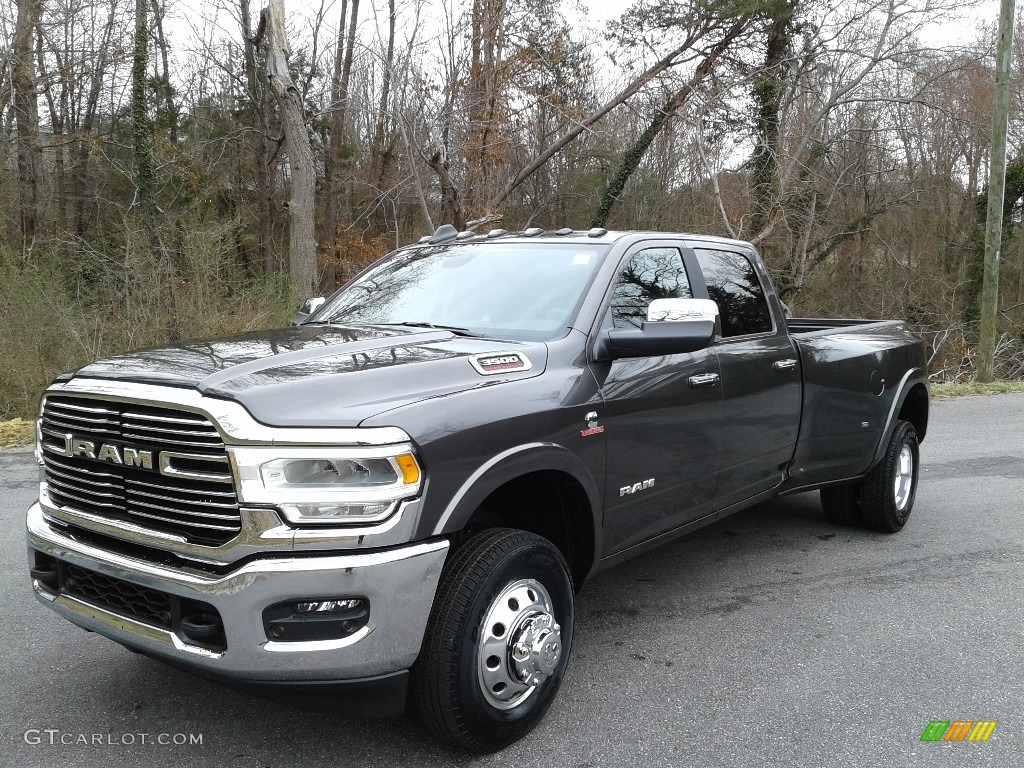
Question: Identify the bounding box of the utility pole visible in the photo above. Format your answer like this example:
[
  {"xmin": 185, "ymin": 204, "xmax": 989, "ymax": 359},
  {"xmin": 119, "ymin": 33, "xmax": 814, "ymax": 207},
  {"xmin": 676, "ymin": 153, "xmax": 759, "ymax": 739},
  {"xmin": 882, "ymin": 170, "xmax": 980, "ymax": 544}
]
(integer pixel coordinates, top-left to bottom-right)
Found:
[{"xmin": 979, "ymin": 0, "xmax": 1015, "ymax": 382}]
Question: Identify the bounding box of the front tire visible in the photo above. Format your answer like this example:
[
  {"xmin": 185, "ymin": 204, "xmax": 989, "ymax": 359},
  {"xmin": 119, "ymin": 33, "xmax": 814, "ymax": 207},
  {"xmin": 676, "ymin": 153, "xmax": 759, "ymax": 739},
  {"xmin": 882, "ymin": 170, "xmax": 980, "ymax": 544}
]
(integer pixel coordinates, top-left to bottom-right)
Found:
[
  {"xmin": 412, "ymin": 528, "xmax": 575, "ymax": 753},
  {"xmin": 860, "ymin": 420, "xmax": 919, "ymax": 532}
]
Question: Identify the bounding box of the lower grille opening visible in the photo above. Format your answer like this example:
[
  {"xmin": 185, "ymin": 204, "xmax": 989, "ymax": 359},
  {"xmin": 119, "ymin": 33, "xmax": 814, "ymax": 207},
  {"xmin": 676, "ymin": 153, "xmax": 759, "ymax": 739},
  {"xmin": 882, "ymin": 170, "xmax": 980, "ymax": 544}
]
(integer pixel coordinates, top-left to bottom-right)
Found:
[
  {"xmin": 34, "ymin": 553, "xmax": 227, "ymax": 653},
  {"xmin": 63, "ymin": 561, "xmax": 173, "ymax": 629}
]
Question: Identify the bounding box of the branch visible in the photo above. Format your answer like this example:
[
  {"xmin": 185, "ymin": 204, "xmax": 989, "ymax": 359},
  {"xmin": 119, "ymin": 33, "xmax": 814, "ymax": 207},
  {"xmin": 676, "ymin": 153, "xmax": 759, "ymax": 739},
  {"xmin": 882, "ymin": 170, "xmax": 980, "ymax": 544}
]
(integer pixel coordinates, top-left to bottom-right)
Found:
[
  {"xmin": 487, "ymin": 29, "xmax": 704, "ymax": 212},
  {"xmin": 465, "ymin": 213, "xmax": 504, "ymax": 230}
]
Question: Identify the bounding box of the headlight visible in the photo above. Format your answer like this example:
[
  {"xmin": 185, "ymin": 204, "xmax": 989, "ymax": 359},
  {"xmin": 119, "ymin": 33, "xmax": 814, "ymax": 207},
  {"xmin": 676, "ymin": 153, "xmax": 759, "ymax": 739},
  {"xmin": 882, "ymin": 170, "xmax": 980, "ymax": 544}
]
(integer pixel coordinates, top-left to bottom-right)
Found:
[{"xmin": 230, "ymin": 446, "xmax": 422, "ymax": 525}]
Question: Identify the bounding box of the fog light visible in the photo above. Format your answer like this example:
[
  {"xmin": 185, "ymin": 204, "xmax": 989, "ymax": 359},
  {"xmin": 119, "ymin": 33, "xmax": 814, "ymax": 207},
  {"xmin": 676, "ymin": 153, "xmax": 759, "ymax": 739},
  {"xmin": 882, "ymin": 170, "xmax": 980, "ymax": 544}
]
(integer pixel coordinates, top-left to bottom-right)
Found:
[
  {"xmin": 263, "ymin": 596, "xmax": 370, "ymax": 642},
  {"xmin": 296, "ymin": 598, "xmax": 364, "ymax": 613}
]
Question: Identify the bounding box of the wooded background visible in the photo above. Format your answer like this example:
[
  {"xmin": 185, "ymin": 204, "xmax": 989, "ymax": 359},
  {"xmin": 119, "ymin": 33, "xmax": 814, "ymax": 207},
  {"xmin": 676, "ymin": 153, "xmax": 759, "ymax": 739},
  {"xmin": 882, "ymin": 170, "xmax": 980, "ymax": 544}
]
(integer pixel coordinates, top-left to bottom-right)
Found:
[{"xmin": 2, "ymin": 0, "xmax": 1023, "ymax": 419}]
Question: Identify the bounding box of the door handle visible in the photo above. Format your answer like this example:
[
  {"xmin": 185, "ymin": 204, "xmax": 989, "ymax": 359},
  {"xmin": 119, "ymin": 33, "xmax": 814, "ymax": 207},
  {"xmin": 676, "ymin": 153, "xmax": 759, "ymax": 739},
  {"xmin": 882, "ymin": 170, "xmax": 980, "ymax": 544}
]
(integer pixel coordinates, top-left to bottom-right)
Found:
[
  {"xmin": 688, "ymin": 373, "xmax": 720, "ymax": 388},
  {"xmin": 773, "ymin": 359, "xmax": 798, "ymax": 371}
]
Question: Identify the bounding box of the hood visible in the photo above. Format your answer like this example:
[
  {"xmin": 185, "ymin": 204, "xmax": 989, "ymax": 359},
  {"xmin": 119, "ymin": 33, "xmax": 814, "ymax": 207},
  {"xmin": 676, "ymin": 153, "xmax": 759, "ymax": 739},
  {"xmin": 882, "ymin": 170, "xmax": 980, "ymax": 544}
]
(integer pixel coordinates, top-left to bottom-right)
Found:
[{"xmin": 72, "ymin": 325, "xmax": 547, "ymax": 427}]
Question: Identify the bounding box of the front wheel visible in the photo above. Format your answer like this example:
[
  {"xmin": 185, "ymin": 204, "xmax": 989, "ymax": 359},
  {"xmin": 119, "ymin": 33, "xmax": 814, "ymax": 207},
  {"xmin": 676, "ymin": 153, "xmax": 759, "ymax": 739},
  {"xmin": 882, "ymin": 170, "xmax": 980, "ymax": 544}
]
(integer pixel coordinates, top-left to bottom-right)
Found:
[
  {"xmin": 412, "ymin": 528, "xmax": 575, "ymax": 753},
  {"xmin": 860, "ymin": 419, "xmax": 920, "ymax": 532}
]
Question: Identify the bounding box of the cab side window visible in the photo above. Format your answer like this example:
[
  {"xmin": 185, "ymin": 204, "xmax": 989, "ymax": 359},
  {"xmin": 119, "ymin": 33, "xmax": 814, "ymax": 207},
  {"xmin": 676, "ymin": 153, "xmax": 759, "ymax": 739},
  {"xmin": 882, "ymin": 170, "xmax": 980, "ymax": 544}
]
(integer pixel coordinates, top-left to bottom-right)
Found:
[
  {"xmin": 694, "ymin": 249, "xmax": 773, "ymax": 337},
  {"xmin": 610, "ymin": 247, "xmax": 693, "ymax": 330}
]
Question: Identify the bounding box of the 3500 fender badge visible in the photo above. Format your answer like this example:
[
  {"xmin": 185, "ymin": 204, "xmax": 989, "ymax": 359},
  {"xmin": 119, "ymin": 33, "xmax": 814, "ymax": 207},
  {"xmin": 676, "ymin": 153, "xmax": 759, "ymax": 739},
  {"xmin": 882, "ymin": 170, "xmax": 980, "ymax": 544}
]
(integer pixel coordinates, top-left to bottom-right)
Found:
[{"xmin": 469, "ymin": 352, "xmax": 533, "ymax": 375}]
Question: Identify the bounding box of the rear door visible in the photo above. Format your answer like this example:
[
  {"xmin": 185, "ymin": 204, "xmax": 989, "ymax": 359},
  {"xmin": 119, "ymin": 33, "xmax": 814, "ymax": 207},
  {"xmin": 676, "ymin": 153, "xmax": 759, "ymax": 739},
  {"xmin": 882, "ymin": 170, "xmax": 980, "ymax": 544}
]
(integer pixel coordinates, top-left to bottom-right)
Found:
[
  {"xmin": 589, "ymin": 242, "xmax": 723, "ymax": 554},
  {"xmin": 690, "ymin": 244, "xmax": 801, "ymax": 510}
]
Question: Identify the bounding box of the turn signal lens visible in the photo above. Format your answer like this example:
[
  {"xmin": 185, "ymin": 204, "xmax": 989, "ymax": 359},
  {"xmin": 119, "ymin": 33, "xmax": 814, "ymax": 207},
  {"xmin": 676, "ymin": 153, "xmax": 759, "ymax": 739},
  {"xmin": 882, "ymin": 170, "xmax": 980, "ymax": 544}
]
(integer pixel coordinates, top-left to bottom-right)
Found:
[{"xmin": 395, "ymin": 453, "xmax": 420, "ymax": 484}]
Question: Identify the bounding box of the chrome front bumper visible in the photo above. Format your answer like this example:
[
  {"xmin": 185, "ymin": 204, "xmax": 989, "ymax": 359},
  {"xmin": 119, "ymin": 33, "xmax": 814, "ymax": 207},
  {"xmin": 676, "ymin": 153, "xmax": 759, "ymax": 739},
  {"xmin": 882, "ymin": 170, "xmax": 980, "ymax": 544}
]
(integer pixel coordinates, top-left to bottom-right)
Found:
[{"xmin": 27, "ymin": 503, "xmax": 448, "ymax": 682}]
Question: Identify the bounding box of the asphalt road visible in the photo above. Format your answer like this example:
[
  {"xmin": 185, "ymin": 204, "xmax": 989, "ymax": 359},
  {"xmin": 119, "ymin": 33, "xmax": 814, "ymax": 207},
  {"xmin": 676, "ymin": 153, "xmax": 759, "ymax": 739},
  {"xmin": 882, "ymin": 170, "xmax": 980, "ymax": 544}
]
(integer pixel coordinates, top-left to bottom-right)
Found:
[{"xmin": 2, "ymin": 394, "xmax": 1023, "ymax": 768}]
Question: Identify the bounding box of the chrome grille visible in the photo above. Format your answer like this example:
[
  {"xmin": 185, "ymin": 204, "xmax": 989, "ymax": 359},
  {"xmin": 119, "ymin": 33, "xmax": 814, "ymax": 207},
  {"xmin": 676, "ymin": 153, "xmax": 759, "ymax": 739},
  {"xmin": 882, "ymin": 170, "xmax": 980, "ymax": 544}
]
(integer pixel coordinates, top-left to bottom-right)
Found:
[{"xmin": 40, "ymin": 395, "xmax": 240, "ymax": 546}]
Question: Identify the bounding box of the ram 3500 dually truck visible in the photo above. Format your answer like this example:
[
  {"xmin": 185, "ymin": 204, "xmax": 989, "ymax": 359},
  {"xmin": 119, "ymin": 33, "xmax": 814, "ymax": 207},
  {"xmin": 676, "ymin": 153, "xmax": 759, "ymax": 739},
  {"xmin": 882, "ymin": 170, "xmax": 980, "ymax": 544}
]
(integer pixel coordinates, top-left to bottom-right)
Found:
[{"xmin": 27, "ymin": 227, "xmax": 928, "ymax": 752}]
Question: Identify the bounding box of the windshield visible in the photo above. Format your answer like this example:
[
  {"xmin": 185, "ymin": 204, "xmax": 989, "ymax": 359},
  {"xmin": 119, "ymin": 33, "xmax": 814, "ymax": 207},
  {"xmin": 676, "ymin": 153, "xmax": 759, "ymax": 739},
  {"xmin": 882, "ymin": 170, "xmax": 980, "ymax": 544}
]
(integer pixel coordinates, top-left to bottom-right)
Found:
[{"xmin": 310, "ymin": 242, "xmax": 608, "ymax": 341}]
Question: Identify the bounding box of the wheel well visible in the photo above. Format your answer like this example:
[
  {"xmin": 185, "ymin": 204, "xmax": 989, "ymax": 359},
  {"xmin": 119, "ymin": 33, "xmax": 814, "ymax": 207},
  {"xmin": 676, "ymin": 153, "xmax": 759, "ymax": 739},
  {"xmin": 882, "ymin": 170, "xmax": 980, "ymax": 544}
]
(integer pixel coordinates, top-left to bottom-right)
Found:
[
  {"xmin": 898, "ymin": 383, "xmax": 929, "ymax": 441},
  {"xmin": 460, "ymin": 471, "xmax": 595, "ymax": 591}
]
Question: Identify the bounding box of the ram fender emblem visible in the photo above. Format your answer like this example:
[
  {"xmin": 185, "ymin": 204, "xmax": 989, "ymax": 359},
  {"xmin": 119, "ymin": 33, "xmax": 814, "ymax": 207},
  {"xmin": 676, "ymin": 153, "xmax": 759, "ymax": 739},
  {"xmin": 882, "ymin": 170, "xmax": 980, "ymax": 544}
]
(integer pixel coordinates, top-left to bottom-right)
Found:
[
  {"xmin": 619, "ymin": 478, "xmax": 655, "ymax": 497},
  {"xmin": 581, "ymin": 410, "xmax": 604, "ymax": 437}
]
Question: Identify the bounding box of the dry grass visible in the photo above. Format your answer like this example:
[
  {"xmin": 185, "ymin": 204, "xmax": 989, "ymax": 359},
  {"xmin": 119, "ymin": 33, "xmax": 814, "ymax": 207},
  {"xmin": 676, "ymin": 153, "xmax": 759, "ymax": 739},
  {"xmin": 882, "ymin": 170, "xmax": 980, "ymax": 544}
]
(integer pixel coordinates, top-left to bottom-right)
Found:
[
  {"xmin": 0, "ymin": 418, "xmax": 35, "ymax": 448},
  {"xmin": 930, "ymin": 381, "xmax": 1024, "ymax": 400},
  {"xmin": 0, "ymin": 217, "xmax": 297, "ymax": 420}
]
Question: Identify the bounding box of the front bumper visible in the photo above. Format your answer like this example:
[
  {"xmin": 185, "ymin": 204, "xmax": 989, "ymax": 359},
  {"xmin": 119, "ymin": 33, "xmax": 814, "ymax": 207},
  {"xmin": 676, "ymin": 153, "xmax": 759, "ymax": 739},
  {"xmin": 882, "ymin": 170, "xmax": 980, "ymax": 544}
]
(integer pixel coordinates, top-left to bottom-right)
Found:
[{"xmin": 27, "ymin": 503, "xmax": 448, "ymax": 685}]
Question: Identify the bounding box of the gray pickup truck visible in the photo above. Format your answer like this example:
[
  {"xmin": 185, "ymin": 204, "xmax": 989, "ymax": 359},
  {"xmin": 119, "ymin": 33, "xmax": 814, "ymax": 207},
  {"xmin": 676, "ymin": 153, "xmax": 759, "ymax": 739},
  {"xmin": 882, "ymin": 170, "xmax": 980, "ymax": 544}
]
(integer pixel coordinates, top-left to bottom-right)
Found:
[{"xmin": 26, "ymin": 227, "xmax": 928, "ymax": 752}]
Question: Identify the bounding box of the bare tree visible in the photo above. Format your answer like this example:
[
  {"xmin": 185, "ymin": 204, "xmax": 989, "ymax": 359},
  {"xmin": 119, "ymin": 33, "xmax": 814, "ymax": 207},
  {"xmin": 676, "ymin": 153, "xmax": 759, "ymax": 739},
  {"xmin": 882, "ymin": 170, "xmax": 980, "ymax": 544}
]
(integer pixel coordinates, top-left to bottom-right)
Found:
[
  {"xmin": 12, "ymin": 0, "xmax": 42, "ymax": 246},
  {"xmin": 131, "ymin": 0, "xmax": 154, "ymax": 208},
  {"xmin": 321, "ymin": 0, "xmax": 361, "ymax": 254},
  {"xmin": 240, "ymin": 0, "xmax": 277, "ymax": 273},
  {"xmin": 261, "ymin": 0, "xmax": 317, "ymax": 294},
  {"xmin": 592, "ymin": 14, "xmax": 752, "ymax": 227}
]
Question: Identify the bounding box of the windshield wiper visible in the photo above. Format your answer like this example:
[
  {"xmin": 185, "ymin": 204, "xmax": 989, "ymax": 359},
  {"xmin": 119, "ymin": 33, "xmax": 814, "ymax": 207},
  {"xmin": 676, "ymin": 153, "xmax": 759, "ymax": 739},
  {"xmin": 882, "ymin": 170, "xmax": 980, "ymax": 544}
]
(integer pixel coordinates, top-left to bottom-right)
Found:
[{"xmin": 385, "ymin": 321, "xmax": 486, "ymax": 337}]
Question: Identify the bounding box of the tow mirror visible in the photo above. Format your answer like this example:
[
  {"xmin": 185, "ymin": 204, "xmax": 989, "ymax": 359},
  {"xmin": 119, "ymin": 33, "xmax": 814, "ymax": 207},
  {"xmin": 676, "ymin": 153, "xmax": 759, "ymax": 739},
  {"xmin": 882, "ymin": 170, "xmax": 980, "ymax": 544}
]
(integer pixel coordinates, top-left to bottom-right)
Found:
[
  {"xmin": 646, "ymin": 298, "xmax": 718, "ymax": 324},
  {"xmin": 292, "ymin": 296, "xmax": 326, "ymax": 326},
  {"xmin": 601, "ymin": 298, "xmax": 719, "ymax": 359}
]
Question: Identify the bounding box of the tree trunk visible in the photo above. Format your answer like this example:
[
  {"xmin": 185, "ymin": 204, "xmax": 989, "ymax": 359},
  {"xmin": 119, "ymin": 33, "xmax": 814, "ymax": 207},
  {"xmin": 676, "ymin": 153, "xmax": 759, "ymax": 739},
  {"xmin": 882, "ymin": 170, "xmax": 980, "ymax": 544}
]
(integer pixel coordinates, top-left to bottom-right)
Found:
[
  {"xmin": 427, "ymin": 151, "xmax": 466, "ymax": 230},
  {"xmin": 150, "ymin": 0, "xmax": 178, "ymax": 143},
  {"xmin": 263, "ymin": 0, "xmax": 318, "ymax": 295},
  {"xmin": 750, "ymin": 0, "xmax": 797, "ymax": 239},
  {"xmin": 12, "ymin": 0, "xmax": 43, "ymax": 248},
  {"xmin": 371, "ymin": 0, "xmax": 396, "ymax": 182},
  {"xmin": 240, "ymin": 0, "xmax": 276, "ymax": 274},
  {"xmin": 321, "ymin": 0, "xmax": 360, "ymax": 253},
  {"xmin": 36, "ymin": 24, "xmax": 65, "ymax": 233},
  {"xmin": 467, "ymin": 0, "xmax": 505, "ymax": 209},
  {"xmin": 131, "ymin": 0, "xmax": 153, "ymax": 209}
]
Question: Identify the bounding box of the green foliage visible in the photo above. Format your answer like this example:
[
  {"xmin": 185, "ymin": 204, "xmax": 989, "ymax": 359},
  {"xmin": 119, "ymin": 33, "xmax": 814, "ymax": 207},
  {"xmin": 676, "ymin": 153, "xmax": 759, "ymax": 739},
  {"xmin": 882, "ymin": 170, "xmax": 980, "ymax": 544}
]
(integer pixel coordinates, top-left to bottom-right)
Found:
[{"xmin": 961, "ymin": 157, "xmax": 1024, "ymax": 325}]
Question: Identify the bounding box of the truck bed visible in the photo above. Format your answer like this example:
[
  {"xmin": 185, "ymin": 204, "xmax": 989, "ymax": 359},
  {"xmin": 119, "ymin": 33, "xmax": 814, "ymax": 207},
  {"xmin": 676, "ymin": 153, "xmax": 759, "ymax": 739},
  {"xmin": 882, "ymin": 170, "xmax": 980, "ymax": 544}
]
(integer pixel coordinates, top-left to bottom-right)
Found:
[{"xmin": 783, "ymin": 317, "xmax": 927, "ymax": 492}]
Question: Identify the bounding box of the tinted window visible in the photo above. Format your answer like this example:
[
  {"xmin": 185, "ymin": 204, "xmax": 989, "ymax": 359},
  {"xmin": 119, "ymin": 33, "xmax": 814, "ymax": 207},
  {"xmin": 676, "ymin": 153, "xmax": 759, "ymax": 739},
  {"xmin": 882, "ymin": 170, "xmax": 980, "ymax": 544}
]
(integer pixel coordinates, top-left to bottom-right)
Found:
[
  {"xmin": 610, "ymin": 247, "xmax": 692, "ymax": 329},
  {"xmin": 694, "ymin": 249, "xmax": 773, "ymax": 337}
]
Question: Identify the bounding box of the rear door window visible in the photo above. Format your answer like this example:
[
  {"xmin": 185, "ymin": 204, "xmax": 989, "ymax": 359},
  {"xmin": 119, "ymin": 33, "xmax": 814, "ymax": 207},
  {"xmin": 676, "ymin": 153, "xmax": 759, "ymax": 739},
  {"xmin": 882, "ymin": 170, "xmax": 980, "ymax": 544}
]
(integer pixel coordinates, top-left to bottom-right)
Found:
[{"xmin": 693, "ymin": 249, "xmax": 773, "ymax": 337}]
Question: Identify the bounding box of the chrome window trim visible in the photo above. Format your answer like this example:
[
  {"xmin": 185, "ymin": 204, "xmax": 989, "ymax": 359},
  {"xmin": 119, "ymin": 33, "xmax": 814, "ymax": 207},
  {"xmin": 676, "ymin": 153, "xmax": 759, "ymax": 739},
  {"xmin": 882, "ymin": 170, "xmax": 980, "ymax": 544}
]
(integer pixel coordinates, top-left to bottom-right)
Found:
[{"xmin": 45, "ymin": 379, "xmax": 412, "ymax": 447}]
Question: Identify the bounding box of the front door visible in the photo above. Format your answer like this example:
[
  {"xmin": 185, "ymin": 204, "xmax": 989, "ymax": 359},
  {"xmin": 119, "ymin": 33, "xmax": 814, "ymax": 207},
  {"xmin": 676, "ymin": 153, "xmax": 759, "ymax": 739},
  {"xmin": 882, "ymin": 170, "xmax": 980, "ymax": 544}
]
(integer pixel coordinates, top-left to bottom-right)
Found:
[{"xmin": 589, "ymin": 243, "xmax": 723, "ymax": 555}]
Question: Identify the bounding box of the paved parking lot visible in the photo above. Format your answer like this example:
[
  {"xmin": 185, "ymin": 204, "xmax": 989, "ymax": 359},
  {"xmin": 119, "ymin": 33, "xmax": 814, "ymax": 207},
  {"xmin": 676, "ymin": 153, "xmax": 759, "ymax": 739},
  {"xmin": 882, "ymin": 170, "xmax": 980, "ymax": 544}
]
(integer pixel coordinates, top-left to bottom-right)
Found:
[{"xmin": 2, "ymin": 394, "xmax": 1022, "ymax": 767}]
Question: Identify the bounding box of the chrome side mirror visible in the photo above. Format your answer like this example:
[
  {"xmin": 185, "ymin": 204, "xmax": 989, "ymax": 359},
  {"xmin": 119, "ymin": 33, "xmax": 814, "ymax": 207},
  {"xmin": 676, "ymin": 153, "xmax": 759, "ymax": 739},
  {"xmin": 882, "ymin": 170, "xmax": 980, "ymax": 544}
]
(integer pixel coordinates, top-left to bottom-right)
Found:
[
  {"xmin": 647, "ymin": 298, "xmax": 719, "ymax": 323},
  {"xmin": 292, "ymin": 296, "xmax": 326, "ymax": 326},
  {"xmin": 600, "ymin": 298, "xmax": 719, "ymax": 360}
]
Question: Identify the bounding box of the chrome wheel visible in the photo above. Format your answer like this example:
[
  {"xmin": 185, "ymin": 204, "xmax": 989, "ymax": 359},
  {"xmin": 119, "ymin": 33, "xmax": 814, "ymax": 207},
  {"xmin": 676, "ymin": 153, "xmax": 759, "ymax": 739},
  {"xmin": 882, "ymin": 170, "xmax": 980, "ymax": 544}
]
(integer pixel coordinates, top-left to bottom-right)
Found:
[
  {"xmin": 893, "ymin": 443, "xmax": 914, "ymax": 511},
  {"xmin": 477, "ymin": 578, "xmax": 562, "ymax": 710}
]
